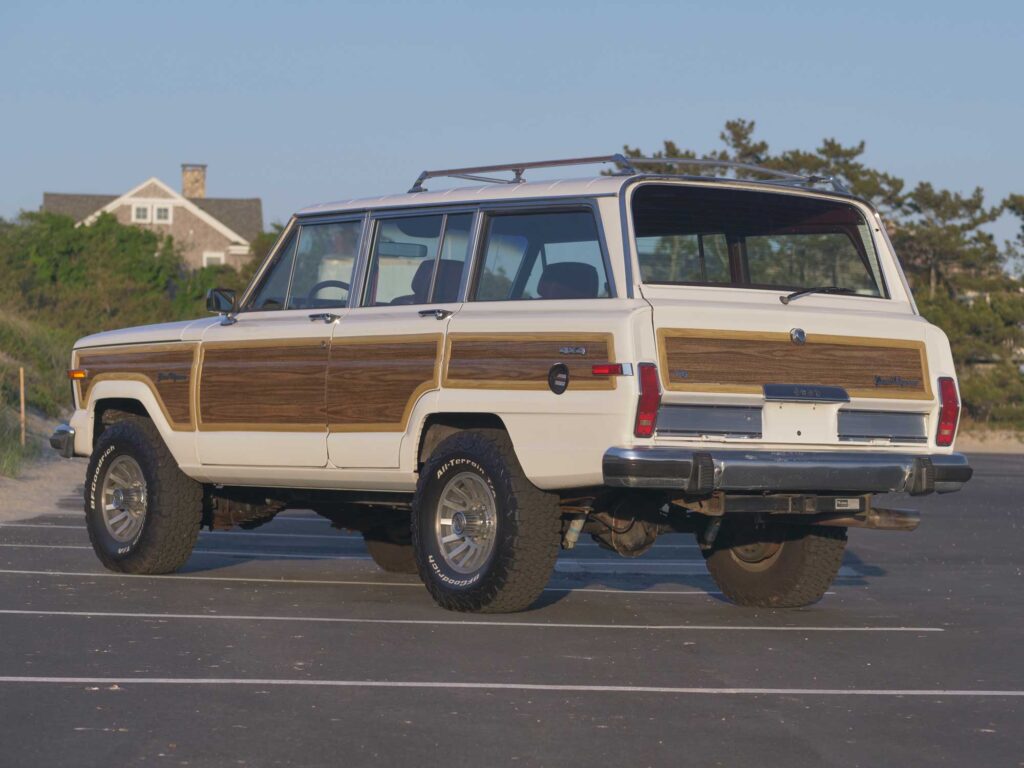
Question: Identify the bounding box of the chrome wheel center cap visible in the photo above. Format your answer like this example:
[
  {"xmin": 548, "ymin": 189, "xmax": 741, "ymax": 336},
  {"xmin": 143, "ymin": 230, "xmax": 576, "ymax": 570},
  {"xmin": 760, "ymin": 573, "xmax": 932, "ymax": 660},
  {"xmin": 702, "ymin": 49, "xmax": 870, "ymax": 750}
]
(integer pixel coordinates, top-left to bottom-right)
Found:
[
  {"xmin": 111, "ymin": 488, "xmax": 126, "ymax": 511},
  {"xmin": 451, "ymin": 511, "xmax": 467, "ymax": 536}
]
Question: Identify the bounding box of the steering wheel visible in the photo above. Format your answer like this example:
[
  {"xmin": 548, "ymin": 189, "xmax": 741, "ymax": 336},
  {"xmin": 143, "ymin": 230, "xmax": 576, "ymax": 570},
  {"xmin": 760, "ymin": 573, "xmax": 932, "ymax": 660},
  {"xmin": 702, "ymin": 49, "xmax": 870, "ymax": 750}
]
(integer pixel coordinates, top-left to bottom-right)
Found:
[{"xmin": 305, "ymin": 280, "xmax": 350, "ymax": 302}]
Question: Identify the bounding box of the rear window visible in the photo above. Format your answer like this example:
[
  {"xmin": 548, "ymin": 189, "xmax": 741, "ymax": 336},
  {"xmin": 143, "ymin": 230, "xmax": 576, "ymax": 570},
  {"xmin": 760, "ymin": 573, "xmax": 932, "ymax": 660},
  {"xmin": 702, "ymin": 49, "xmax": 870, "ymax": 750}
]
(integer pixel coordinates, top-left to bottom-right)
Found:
[{"xmin": 632, "ymin": 185, "xmax": 886, "ymax": 297}]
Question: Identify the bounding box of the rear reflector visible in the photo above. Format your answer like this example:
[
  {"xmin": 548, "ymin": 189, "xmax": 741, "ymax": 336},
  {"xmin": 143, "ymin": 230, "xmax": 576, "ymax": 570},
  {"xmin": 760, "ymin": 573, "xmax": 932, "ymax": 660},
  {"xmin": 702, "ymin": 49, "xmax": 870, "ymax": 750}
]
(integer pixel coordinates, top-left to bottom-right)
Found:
[
  {"xmin": 936, "ymin": 377, "xmax": 960, "ymax": 447},
  {"xmin": 591, "ymin": 363, "xmax": 624, "ymax": 376},
  {"xmin": 634, "ymin": 363, "xmax": 661, "ymax": 438}
]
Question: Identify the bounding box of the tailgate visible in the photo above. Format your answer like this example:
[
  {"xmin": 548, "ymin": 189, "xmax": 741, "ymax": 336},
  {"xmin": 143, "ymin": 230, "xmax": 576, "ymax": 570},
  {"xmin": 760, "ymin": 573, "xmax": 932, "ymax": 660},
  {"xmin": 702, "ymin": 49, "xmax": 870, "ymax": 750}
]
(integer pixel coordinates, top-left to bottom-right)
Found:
[{"xmin": 648, "ymin": 294, "xmax": 940, "ymax": 449}]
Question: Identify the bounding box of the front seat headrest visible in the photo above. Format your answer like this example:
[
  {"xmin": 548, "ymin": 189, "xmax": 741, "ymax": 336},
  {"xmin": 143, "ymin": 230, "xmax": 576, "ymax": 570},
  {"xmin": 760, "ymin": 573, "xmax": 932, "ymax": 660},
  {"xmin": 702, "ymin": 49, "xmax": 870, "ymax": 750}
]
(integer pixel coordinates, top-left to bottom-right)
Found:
[{"xmin": 537, "ymin": 261, "xmax": 599, "ymax": 300}]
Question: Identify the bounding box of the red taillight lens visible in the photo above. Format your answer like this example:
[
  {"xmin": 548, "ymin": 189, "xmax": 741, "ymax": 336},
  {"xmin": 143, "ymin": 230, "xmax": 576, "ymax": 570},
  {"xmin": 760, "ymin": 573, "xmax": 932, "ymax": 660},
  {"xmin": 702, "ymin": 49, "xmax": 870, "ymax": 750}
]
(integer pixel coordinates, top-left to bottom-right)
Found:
[
  {"xmin": 634, "ymin": 363, "xmax": 661, "ymax": 438},
  {"xmin": 591, "ymin": 363, "xmax": 624, "ymax": 376},
  {"xmin": 936, "ymin": 376, "xmax": 960, "ymax": 447}
]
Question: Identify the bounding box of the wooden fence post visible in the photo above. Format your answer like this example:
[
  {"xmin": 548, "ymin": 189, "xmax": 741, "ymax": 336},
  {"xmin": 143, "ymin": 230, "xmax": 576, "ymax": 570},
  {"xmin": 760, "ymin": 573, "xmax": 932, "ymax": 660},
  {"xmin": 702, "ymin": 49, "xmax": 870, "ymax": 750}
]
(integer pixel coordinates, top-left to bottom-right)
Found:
[{"xmin": 19, "ymin": 366, "xmax": 26, "ymax": 447}]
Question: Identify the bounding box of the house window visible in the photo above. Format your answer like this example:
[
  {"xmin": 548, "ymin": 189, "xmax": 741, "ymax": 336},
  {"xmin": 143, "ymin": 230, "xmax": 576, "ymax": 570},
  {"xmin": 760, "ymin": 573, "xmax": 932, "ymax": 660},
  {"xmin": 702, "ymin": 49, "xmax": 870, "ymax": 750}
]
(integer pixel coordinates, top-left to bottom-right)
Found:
[
  {"xmin": 133, "ymin": 205, "xmax": 150, "ymax": 222},
  {"xmin": 154, "ymin": 206, "xmax": 171, "ymax": 223},
  {"xmin": 203, "ymin": 251, "xmax": 225, "ymax": 267}
]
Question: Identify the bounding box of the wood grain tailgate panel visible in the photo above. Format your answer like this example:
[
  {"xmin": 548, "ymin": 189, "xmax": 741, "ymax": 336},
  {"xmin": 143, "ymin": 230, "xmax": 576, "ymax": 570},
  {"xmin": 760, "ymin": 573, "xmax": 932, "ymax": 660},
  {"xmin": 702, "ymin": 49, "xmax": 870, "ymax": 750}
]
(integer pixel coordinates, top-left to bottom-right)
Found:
[
  {"xmin": 658, "ymin": 330, "xmax": 931, "ymax": 400},
  {"xmin": 199, "ymin": 342, "xmax": 328, "ymax": 430},
  {"xmin": 76, "ymin": 345, "xmax": 196, "ymax": 429},
  {"xmin": 443, "ymin": 333, "xmax": 616, "ymax": 391},
  {"xmin": 328, "ymin": 335, "xmax": 442, "ymax": 432}
]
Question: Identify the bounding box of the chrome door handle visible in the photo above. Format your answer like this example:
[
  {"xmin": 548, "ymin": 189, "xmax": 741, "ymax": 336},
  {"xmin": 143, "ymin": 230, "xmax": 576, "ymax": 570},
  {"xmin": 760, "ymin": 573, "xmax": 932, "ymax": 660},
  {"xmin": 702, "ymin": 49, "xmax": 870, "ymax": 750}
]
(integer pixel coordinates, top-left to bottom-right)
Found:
[
  {"xmin": 418, "ymin": 308, "xmax": 453, "ymax": 320},
  {"xmin": 308, "ymin": 313, "xmax": 341, "ymax": 323}
]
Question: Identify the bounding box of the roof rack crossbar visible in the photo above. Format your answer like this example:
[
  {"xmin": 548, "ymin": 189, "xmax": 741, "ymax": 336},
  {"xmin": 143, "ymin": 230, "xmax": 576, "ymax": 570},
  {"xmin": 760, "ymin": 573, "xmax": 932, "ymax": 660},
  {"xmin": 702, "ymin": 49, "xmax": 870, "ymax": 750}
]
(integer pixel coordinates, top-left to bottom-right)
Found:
[
  {"xmin": 407, "ymin": 153, "xmax": 849, "ymax": 195},
  {"xmin": 408, "ymin": 154, "xmax": 635, "ymax": 193},
  {"xmin": 628, "ymin": 157, "xmax": 849, "ymax": 193}
]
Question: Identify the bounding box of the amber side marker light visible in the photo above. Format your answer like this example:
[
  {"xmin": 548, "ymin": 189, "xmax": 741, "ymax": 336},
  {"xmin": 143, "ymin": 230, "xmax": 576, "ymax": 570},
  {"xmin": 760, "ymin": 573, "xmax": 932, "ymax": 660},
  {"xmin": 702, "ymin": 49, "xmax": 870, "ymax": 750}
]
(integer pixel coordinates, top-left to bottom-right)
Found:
[
  {"xmin": 936, "ymin": 376, "xmax": 960, "ymax": 447},
  {"xmin": 67, "ymin": 369, "xmax": 88, "ymax": 380}
]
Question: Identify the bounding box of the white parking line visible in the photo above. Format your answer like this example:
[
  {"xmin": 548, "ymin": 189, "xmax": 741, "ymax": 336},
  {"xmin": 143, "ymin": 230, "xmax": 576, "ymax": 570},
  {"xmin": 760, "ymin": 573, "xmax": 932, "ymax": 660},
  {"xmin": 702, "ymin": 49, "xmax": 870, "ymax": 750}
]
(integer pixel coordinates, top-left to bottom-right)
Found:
[
  {"xmin": 0, "ymin": 568, "xmax": 730, "ymax": 596},
  {"xmin": 0, "ymin": 543, "xmax": 372, "ymax": 561},
  {"xmin": 2, "ymin": 677, "xmax": 1010, "ymax": 696},
  {"xmin": 0, "ymin": 543, "xmax": 713, "ymax": 569},
  {"xmin": 0, "ymin": 524, "xmax": 364, "ymax": 541},
  {"xmin": 0, "ymin": 609, "xmax": 940, "ymax": 632},
  {"xmin": 0, "ymin": 524, "xmax": 701, "ymax": 549}
]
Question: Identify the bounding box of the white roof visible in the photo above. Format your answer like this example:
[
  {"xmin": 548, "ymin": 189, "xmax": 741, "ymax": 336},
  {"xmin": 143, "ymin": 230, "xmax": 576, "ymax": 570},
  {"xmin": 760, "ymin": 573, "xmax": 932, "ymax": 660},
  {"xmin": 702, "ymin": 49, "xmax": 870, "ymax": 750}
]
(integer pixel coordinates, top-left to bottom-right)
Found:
[
  {"xmin": 295, "ymin": 172, "xmax": 865, "ymax": 219},
  {"xmin": 296, "ymin": 175, "xmax": 629, "ymax": 217}
]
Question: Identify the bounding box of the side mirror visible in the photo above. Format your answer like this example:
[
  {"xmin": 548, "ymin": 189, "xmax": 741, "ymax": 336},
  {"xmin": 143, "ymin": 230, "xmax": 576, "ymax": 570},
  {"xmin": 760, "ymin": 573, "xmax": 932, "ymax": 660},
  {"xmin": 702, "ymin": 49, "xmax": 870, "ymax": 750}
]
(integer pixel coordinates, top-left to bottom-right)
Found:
[{"xmin": 206, "ymin": 287, "xmax": 237, "ymax": 314}]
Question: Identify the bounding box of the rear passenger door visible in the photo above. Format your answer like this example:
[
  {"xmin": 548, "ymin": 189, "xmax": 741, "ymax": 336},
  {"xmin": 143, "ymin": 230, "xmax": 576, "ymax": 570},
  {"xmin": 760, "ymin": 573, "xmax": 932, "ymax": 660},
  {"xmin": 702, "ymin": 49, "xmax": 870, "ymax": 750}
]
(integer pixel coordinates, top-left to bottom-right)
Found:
[
  {"xmin": 326, "ymin": 210, "xmax": 475, "ymax": 469},
  {"xmin": 438, "ymin": 205, "xmax": 632, "ymax": 484}
]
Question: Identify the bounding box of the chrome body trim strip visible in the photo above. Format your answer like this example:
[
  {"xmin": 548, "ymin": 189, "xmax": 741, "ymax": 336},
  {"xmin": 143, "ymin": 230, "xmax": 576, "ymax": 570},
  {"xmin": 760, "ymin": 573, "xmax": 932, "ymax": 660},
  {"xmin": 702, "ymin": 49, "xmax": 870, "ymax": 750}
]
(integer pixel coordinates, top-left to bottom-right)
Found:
[{"xmin": 656, "ymin": 405, "xmax": 762, "ymax": 438}]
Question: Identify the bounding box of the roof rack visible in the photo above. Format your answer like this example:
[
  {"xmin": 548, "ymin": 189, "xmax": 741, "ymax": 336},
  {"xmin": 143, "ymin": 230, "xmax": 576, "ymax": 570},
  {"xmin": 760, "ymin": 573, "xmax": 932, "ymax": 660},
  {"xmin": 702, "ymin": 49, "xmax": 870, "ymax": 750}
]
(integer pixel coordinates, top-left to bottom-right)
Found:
[{"xmin": 408, "ymin": 154, "xmax": 849, "ymax": 194}]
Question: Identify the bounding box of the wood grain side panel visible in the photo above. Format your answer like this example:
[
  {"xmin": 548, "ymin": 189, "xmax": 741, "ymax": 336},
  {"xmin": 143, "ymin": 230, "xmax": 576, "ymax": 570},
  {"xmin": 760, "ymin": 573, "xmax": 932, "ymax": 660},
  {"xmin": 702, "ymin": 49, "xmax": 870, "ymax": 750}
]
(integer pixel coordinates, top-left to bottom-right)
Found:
[
  {"xmin": 443, "ymin": 332, "xmax": 616, "ymax": 391},
  {"xmin": 198, "ymin": 342, "xmax": 328, "ymax": 431},
  {"xmin": 75, "ymin": 344, "xmax": 197, "ymax": 429},
  {"xmin": 327, "ymin": 334, "xmax": 442, "ymax": 432},
  {"xmin": 658, "ymin": 329, "xmax": 931, "ymax": 400}
]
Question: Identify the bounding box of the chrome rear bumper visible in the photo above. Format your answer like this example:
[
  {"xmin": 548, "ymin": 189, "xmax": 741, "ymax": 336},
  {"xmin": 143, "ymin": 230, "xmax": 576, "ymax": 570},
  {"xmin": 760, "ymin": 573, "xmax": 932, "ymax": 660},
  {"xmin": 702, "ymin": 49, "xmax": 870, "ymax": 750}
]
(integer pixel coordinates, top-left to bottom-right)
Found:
[{"xmin": 603, "ymin": 447, "xmax": 972, "ymax": 495}]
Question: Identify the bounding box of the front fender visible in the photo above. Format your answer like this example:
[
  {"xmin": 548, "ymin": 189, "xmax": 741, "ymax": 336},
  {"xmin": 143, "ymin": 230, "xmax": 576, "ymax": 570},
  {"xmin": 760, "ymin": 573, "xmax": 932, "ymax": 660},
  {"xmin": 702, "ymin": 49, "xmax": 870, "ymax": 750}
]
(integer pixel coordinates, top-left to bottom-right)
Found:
[{"xmin": 83, "ymin": 379, "xmax": 198, "ymax": 467}]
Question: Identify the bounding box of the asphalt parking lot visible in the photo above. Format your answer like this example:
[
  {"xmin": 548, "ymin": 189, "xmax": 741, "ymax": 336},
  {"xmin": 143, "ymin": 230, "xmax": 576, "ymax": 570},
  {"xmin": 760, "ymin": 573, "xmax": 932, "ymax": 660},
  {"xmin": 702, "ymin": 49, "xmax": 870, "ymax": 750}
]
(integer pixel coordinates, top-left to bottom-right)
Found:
[{"xmin": 0, "ymin": 453, "xmax": 1021, "ymax": 767}]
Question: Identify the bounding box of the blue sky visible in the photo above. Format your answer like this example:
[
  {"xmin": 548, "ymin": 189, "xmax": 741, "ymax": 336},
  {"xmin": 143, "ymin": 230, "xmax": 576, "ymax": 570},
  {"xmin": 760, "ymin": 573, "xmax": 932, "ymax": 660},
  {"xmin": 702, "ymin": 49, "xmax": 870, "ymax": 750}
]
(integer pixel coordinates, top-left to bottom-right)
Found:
[{"xmin": 1, "ymin": 0, "xmax": 1021, "ymax": 241}]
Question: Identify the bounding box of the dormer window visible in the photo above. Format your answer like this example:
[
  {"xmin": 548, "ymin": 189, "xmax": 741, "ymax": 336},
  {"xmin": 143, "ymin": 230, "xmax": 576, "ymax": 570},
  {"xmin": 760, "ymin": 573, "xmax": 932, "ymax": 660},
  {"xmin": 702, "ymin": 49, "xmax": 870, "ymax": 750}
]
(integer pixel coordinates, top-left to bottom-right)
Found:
[{"xmin": 133, "ymin": 205, "xmax": 150, "ymax": 222}]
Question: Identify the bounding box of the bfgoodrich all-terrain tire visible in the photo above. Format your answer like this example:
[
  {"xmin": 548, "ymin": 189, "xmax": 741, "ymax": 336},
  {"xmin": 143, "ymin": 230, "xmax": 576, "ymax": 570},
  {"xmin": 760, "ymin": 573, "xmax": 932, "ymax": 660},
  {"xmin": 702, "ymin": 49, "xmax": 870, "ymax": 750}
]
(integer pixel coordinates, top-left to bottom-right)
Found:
[
  {"xmin": 703, "ymin": 520, "xmax": 847, "ymax": 608},
  {"xmin": 412, "ymin": 429, "xmax": 561, "ymax": 613},
  {"xmin": 84, "ymin": 417, "xmax": 202, "ymax": 574}
]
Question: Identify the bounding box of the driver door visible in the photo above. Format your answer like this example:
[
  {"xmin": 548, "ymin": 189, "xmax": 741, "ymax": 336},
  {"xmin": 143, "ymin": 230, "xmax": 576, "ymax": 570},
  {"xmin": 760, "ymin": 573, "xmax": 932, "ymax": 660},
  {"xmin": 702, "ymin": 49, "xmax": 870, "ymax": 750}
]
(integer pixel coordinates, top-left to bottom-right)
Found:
[{"xmin": 196, "ymin": 216, "xmax": 364, "ymax": 467}]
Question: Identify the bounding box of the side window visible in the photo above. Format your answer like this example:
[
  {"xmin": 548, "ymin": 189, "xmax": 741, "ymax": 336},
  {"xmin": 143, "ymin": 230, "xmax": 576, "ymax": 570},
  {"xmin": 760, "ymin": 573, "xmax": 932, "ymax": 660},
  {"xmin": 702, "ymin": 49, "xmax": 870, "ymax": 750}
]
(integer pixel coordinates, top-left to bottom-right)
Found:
[
  {"xmin": 474, "ymin": 210, "xmax": 609, "ymax": 301},
  {"xmin": 287, "ymin": 220, "xmax": 362, "ymax": 310},
  {"xmin": 433, "ymin": 213, "xmax": 473, "ymax": 303},
  {"xmin": 635, "ymin": 233, "xmax": 730, "ymax": 284},
  {"xmin": 247, "ymin": 230, "xmax": 297, "ymax": 311},
  {"xmin": 363, "ymin": 216, "xmax": 443, "ymax": 306}
]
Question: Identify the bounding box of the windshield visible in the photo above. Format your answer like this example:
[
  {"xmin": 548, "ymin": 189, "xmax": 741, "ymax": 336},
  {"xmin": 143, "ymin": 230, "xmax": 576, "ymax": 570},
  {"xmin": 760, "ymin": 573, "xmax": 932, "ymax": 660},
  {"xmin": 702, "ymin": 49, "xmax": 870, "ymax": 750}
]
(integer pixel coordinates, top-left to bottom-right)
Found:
[{"xmin": 631, "ymin": 184, "xmax": 886, "ymax": 297}]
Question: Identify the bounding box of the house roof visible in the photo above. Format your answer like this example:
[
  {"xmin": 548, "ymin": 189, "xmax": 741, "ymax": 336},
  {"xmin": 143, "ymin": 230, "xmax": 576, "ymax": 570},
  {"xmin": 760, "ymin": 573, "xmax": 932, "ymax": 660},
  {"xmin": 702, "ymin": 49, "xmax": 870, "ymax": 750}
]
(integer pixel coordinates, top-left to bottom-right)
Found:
[
  {"xmin": 189, "ymin": 197, "xmax": 263, "ymax": 242},
  {"xmin": 41, "ymin": 185, "xmax": 263, "ymax": 244},
  {"xmin": 42, "ymin": 193, "xmax": 117, "ymax": 222}
]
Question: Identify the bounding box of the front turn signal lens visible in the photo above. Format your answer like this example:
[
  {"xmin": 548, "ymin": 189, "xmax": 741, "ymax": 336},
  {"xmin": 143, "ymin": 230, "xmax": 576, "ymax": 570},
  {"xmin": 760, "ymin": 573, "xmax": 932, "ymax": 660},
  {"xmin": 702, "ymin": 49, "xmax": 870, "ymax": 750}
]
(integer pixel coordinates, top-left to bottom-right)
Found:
[{"xmin": 67, "ymin": 369, "xmax": 88, "ymax": 381}]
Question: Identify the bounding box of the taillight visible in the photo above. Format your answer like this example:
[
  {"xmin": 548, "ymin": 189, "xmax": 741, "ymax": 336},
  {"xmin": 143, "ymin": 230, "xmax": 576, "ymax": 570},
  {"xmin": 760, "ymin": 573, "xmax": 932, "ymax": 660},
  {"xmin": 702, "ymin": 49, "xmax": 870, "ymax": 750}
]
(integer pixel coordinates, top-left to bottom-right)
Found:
[
  {"xmin": 591, "ymin": 363, "xmax": 625, "ymax": 376},
  {"xmin": 936, "ymin": 377, "xmax": 960, "ymax": 447},
  {"xmin": 634, "ymin": 363, "xmax": 661, "ymax": 438}
]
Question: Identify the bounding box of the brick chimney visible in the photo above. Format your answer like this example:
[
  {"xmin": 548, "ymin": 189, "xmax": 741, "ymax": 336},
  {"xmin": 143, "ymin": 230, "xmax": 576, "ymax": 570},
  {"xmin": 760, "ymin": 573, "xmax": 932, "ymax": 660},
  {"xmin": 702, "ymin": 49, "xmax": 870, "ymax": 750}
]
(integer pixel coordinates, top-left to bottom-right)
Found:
[{"xmin": 181, "ymin": 163, "xmax": 207, "ymax": 198}]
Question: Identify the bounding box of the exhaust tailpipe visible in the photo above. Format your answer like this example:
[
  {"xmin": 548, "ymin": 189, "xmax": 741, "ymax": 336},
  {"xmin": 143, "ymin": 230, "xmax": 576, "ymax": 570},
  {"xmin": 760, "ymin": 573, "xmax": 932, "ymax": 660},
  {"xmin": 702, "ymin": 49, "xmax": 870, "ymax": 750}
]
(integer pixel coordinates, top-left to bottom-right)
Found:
[{"xmin": 814, "ymin": 507, "xmax": 920, "ymax": 532}]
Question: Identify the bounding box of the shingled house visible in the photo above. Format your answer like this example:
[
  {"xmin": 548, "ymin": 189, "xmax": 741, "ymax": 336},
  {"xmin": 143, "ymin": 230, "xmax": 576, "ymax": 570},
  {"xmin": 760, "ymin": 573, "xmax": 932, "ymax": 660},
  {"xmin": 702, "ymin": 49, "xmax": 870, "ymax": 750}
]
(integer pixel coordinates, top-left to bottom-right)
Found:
[{"xmin": 42, "ymin": 164, "xmax": 263, "ymax": 270}]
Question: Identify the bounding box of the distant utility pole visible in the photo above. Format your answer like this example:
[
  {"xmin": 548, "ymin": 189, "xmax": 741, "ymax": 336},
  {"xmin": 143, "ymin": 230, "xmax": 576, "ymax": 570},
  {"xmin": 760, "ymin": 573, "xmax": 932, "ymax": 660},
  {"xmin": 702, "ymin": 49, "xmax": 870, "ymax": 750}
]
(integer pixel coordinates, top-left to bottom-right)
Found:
[{"xmin": 19, "ymin": 366, "xmax": 26, "ymax": 447}]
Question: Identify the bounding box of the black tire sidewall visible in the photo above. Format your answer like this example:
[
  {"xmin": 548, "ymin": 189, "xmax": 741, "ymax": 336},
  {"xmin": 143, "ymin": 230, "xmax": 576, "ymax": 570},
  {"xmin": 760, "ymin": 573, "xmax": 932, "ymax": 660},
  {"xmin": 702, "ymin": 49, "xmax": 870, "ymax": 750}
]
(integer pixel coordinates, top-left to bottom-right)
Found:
[
  {"xmin": 415, "ymin": 445, "xmax": 513, "ymax": 598},
  {"xmin": 85, "ymin": 424, "xmax": 157, "ymax": 563},
  {"xmin": 703, "ymin": 521, "xmax": 845, "ymax": 607}
]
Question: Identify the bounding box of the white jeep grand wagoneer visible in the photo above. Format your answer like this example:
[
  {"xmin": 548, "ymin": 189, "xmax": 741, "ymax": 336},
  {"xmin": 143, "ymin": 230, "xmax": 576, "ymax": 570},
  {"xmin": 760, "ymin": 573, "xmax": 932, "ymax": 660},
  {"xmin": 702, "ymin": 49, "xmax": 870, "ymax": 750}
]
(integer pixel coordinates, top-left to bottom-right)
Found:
[{"xmin": 52, "ymin": 155, "xmax": 972, "ymax": 613}]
